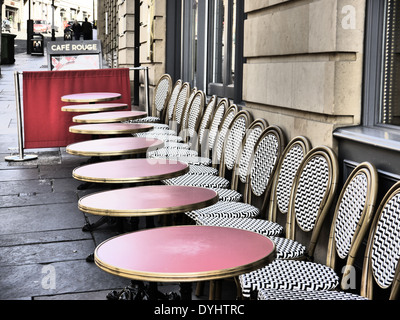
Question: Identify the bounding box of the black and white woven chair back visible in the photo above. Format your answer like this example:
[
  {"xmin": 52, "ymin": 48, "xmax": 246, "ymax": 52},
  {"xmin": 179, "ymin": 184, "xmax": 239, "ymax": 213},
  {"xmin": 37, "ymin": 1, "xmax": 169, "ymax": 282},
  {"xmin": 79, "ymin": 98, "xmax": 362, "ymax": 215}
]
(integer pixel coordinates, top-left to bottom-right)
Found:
[
  {"xmin": 182, "ymin": 90, "xmax": 205, "ymax": 143},
  {"xmin": 153, "ymin": 74, "xmax": 172, "ymax": 117},
  {"xmin": 268, "ymin": 136, "xmax": 311, "ymax": 222},
  {"xmin": 165, "ymin": 80, "xmax": 182, "ymax": 124},
  {"xmin": 201, "ymin": 98, "xmax": 229, "ymax": 158},
  {"xmin": 285, "ymin": 146, "xmax": 339, "ymax": 256},
  {"xmin": 235, "ymin": 119, "xmax": 269, "ymax": 191},
  {"xmin": 247, "ymin": 126, "xmax": 285, "ymax": 208},
  {"xmin": 364, "ymin": 180, "xmax": 400, "ymax": 299},
  {"xmin": 331, "ymin": 163, "xmax": 378, "ymax": 265},
  {"xmin": 181, "ymin": 88, "xmax": 198, "ymax": 132},
  {"xmin": 212, "ymin": 104, "xmax": 239, "ymax": 166},
  {"xmin": 197, "ymin": 95, "xmax": 217, "ymax": 151},
  {"xmin": 172, "ymin": 82, "xmax": 190, "ymax": 131},
  {"xmin": 220, "ymin": 111, "xmax": 253, "ymax": 176}
]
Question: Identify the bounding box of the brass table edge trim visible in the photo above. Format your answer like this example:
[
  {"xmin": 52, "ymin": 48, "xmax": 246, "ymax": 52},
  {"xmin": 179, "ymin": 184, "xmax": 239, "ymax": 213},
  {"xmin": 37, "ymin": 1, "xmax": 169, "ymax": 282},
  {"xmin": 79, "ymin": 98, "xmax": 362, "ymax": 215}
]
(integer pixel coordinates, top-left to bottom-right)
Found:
[
  {"xmin": 72, "ymin": 166, "xmax": 189, "ymax": 184},
  {"xmin": 94, "ymin": 246, "xmax": 276, "ymax": 283}
]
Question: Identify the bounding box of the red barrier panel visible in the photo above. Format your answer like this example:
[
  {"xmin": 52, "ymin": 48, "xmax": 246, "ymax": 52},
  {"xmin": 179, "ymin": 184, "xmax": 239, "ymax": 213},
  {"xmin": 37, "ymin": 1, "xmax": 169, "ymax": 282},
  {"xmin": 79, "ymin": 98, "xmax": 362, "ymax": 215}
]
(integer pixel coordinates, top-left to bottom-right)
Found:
[{"xmin": 22, "ymin": 68, "xmax": 131, "ymax": 149}]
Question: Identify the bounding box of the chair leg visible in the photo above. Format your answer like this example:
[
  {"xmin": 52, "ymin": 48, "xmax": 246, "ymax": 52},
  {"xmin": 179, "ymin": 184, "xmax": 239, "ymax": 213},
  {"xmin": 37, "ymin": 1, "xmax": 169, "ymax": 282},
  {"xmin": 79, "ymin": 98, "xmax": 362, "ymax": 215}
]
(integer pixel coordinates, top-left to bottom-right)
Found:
[
  {"xmin": 234, "ymin": 277, "xmax": 244, "ymax": 300},
  {"xmin": 209, "ymin": 281, "xmax": 216, "ymax": 300},
  {"xmin": 195, "ymin": 282, "xmax": 205, "ymax": 297}
]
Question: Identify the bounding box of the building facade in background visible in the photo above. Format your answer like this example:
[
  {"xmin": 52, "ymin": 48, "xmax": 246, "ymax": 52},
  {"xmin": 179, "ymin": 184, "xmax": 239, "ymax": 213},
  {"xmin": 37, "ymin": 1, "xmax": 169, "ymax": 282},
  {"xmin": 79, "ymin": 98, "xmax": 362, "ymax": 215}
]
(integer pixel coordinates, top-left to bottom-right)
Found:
[{"xmin": 2, "ymin": 0, "xmax": 94, "ymax": 32}]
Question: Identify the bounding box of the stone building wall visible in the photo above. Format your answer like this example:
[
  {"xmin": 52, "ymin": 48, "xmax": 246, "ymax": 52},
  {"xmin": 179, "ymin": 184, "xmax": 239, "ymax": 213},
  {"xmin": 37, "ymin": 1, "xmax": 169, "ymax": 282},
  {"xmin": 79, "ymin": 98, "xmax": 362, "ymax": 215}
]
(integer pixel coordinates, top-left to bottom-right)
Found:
[{"xmin": 242, "ymin": 0, "xmax": 365, "ymax": 150}]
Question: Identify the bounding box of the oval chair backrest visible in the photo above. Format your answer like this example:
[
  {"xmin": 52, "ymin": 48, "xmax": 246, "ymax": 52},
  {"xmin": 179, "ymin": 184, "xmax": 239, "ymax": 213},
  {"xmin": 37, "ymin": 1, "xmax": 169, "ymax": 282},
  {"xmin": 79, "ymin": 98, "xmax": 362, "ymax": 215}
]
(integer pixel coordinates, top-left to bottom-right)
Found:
[
  {"xmin": 166, "ymin": 80, "xmax": 182, "ymax": 123},
  {"xmin": 181, "ymin": 88, "xmax": 198, "ymax": 132},
  {"xmin": 153, "ymin": 74, "xmax": 172, "ymax": 117},
  {"xmin": 363, "ymin": 180, "xmax": 400, "ymax": 299},
  {"xmin": 220, "ymin": 110, "xmax": 253, "ymax": 177},
  {"xmin": 287, "ymin": 146, "xmax": 339, "ymax": 256},
  {"xmin": 236, "ymin": 119, "xmax": 269, "ymax": 190},
  {"xmin": 268, "ymin": 136, "xmax": 312, "ymax": 222},
  {"xmin": 197, "ymin": 95, "xmax": 217, "ymax": 148},
  {"xmin": 173, "ymin": 82, "xmax": 191, "ymax": 129},
  {"xmin": 203, "ymin": 98, "xmax": 229, "ymax": 157},
  {"xmin": 332, "ymin": 163, "xmax": 378, "ymax": 260},
  {"xmin": 325, "ymin": 162, "xmax": 378, "ymax": 290},
  {"xmin": 248, "ymin": 126, "xmax": 285, "ymax": 208},
  {"xmin": 183, "ymin": 90, "xmax": 205, "ymax": 143},
  {"xmin": 212, "ymin": 104, "xmax": 239, "ymax": 166}
]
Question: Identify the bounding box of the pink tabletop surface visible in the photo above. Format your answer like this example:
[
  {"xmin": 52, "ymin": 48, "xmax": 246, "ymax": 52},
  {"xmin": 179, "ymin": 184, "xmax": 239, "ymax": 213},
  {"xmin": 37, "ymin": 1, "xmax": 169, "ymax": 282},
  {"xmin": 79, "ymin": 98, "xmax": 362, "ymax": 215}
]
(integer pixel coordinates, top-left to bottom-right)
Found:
[
  {"xmin": 61, "ymin": 92, "xmax": 121, "ymax": 102},
  {"xmin": 73, "ymin": 158, "xmax": 189, "ymax": 183},
  {"xmin": 78, "ymin": 185, "xmax": 218, "ymax": 216},
  {"xmin": 95, "ymin": 225, "xmax": 276, "ymax": 282},
  {"xmin": 61, "ymin": 103, "xmax": 128, "ymax": 112},
  {"xmin": 69, "ymin": 123, "xmax": 153, "ymax": 135},
  {"xmin": 72, "ymin": 111, "xmax": 147, "ymax": 123},
  {"xmin": 66, "ymin": 137, "xmax": 163, "ymax": 156}
]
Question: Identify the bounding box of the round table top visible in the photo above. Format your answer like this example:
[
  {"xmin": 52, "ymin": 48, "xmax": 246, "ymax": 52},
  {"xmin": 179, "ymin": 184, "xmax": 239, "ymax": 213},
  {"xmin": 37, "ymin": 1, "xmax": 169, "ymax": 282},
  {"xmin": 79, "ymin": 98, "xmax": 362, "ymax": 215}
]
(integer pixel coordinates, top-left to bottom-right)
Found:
[
  {"xmin": 73, "ymin": 158, "xmax": 189, "ymax": 183},
  {"xmin": 95, "ymin": 225, "xmax": 276, "ymax": 282},
  {"xmin": 72, "ymin": 111, "xmax": 147, "ymax": 123},
  {"xmin": 66, "ymin": 137, "xmax": 164, "ymax": 157},
  {"xmin": 61, "ymin": 92, "xmax": 121, "ymax": 103},
  {"xmin": 78, "ymin": 185, "xmax": 219, "ymax": 217},
  {"xmin": 69, "ymin": 123, "xmax": 153, "ymax": 135},
  {"xmin": 62, "ymin": 103, "xmax": 128, "ymax": 113}
]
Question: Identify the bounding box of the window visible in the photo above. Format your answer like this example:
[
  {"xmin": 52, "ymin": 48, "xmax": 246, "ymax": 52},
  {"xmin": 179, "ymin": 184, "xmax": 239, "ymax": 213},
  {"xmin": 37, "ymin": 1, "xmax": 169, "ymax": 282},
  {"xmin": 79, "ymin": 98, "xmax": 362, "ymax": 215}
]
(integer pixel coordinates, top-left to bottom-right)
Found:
[
  {"xmin": 207, "ymin": 0, "xmax": 243, "ymax": 103},
  {"xmin": 364, "ymin": 0, "xmax": 400, "ymax": 129},
  {"xmin": 382, "ymin": 0, "xmax": 400, "ymax": 126},
  {"xmin": 178, "ymin": 0, "xmax": 244, "ymax": 103}
]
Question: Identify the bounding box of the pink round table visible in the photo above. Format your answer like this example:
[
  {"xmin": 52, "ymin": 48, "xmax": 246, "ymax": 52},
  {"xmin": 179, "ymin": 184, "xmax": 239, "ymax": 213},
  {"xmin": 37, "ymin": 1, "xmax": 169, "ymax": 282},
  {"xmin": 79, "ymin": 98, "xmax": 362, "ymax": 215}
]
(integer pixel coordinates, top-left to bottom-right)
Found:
[
  {"xmin": 95, "ymin": 225, "xmax": 276, "ymax": 300},
  {"xmin": 61, "ymin": 92, "xmax": 122, "ymax": 103},
  {"xmin": 66, "ymin": 137, "xmax": 164, "ymax": 157},
  {"xmin": 78, "ymin": 185, "xmax": 218, "ymax": 217},
  {"xmin": 61, "ymin": 103, "xmax": 129, "ymax": 113},
  {"xmin": 69, "ymin": 123, "xmax": 153, "ymax": 135},
  {"xmin": 73, "ymin": 158, "xmax": 189, "ymax": 184},
  {"xmin": 72, "ymin": 111, "xmax": 147, "ymax": 123}
]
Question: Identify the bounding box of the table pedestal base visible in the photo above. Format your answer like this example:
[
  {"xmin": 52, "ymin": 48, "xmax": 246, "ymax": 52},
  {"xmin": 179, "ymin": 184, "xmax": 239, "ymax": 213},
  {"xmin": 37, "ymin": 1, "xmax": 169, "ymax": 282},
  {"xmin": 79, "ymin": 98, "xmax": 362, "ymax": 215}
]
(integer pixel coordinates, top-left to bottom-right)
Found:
[{"xmin": 106, "ymin": 281, "xmax": 182, "ymax": 301}]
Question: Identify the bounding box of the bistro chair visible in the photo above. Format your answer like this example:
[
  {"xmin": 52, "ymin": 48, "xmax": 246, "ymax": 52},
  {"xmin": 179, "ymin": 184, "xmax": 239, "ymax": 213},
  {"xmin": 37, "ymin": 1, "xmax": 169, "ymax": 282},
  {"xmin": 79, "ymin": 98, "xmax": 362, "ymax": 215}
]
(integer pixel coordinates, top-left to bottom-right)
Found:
[
  {"xmin": 147, "ymin": 90, "xmax": 205, "ymax": 159},
  {"xmin": 163, "ymin": 117, "xmax": 267, "ymax": 203},
  {"xmin": 258, "ymin": 175, "xmax": 399, "ymax": 300},
  {"xmin": 238, "ymin": 161, "xmax": 378, "ymax": 299},
  {"xmin": 130, "ymin": 74, "xmax": 172, "ymax": 124},
  {"xmin": 135, "ymin": 82, "xmax": 190, "ymax": 143},
  {"xmin": 136, "ymin": 78, "xmax": 183, "ymax": 133},
  {"xmin": 187, "ymin": 125, "xmax": 285, "ymax": 221},
  {"xmin": 176, "ymin": 97, "xmax": 227, "ymax": 177},
  {"xmin": 196, "ymin": 136, "xmax": 311, "ymax": 239},
  {"xmin": 152, "ymin": 103, "xmax": 237, "ymax": 169},
  {"xmin": 161, "ymin": 111, "xmax": 254, "ymax": 201}
]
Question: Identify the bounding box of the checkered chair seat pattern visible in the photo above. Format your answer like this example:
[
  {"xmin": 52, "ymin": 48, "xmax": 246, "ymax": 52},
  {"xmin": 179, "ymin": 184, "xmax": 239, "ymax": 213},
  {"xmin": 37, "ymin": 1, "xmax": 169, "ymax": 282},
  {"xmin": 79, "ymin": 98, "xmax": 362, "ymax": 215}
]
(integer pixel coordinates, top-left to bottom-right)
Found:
[
  {"xmin": 162, "ymin": 141, "xmax": 190, "ymax": 150},
  {"xmin": 239, "ymin": 259, "xmax": 339, "ymax": 298},
  {"xmin": 147, "ymin": 148, "xmax": 199, "ymax": 158},
  {"xmin": 155, "ymin": 155, "xmax": 212, "ymax": 166},
  {"xmin": 129, "ymin": 116, "xmax": 162, "ymax": 124},
  {"xmin": 257, "ymin": 288, "xmax": 368, "ymax": 300},
  {"xmin": 186, "ymin": 201, "xmax": 260, "ymax": 221},
  {"xmin": 187, "ymin": 165, "xmax": 218, "ymax": 175},
  {"xmin": 195, "ymin": 216, "xmax": 283, "ymax": 236},
  {"xmin": 135, "ymin": 133, "xmax": 183, "ymax": 143},
  {"xmin": 210, "ymin": 188, "xmax": 243, "ymax": 202},
  {"xmin": 269, "ymin": 236, "xmax": 306, "ymax": 259},
  {"xmin": 162, "ymin": 174, "xmax": 230, "ymax": 189}
]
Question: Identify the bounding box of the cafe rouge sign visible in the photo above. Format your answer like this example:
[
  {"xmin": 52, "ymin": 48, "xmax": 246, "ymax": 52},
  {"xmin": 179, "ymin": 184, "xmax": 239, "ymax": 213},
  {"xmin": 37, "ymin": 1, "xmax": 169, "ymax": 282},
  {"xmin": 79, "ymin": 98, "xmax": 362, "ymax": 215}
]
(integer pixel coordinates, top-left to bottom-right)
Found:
[
  {"xmin": 46, "ymin": 40, "xmax": 103, "ymax": 71},
  {"xmin": 48, "ymin": 41, "xmax": 100, "ymax": 53}
]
